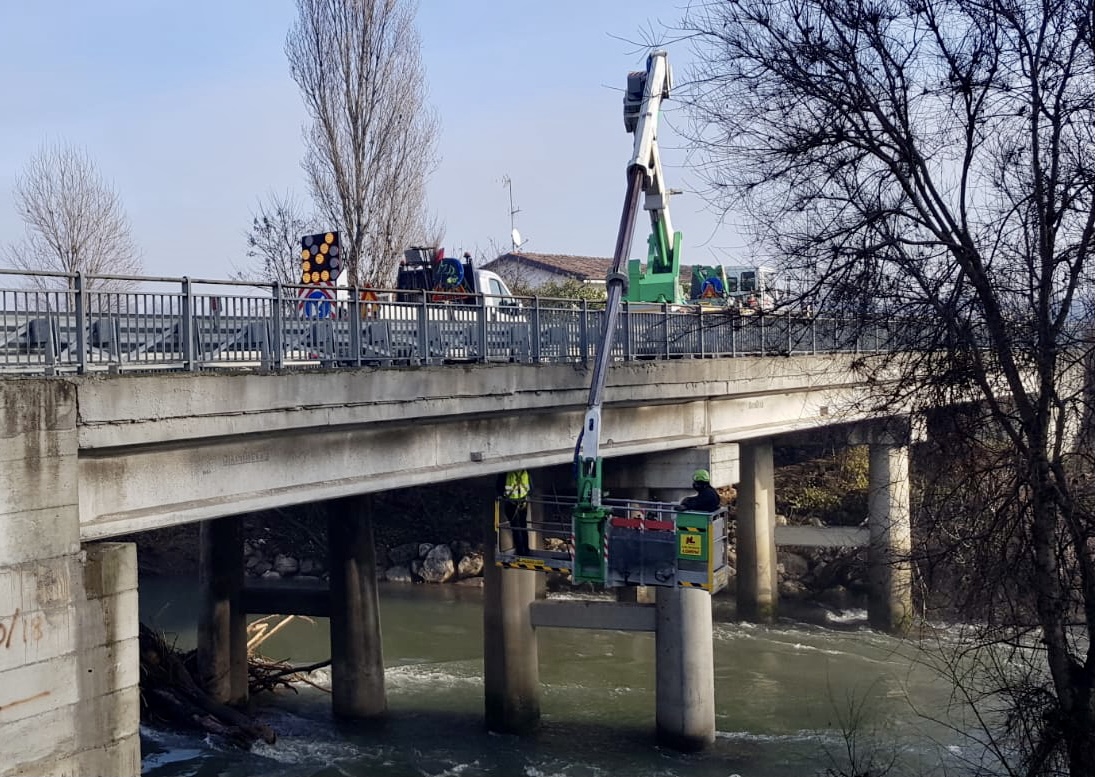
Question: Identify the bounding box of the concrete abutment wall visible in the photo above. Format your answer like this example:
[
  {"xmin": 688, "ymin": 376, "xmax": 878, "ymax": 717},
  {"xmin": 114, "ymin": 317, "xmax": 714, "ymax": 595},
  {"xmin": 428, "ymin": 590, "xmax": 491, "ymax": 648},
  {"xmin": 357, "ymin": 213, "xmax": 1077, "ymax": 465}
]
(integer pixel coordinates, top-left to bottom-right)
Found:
[{"xmin": 0, "ymin": 381, "xmax": 139, "ymax": 777}]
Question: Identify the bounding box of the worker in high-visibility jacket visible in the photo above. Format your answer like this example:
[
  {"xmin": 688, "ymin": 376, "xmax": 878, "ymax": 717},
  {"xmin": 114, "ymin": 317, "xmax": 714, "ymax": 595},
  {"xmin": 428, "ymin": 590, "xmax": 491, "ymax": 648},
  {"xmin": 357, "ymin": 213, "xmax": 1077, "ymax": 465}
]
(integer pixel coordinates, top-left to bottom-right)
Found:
[{"xmin": 497, "ymin": 469, "xmax": 532, "ymax": 555}]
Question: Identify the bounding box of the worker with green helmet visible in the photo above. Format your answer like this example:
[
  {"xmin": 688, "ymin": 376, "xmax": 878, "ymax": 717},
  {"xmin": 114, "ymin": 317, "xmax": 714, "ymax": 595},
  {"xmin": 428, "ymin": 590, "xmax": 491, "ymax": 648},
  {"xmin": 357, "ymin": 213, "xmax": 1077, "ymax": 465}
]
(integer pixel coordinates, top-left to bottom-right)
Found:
[{"xmin": 678, "ymin": 468, "xmax": 720, "ymax": 512}]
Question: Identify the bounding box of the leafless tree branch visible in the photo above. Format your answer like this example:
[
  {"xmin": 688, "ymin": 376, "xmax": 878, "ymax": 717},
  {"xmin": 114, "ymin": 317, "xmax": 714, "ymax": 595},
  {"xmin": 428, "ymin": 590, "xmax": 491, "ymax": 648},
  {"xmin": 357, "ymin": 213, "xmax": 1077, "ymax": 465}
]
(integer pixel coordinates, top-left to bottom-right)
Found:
[
  {"xmin": 680, "ymin": 0, "xmax": 1095, "ymax": 771},
  {"xmin": 286, "ymin": 0, "xmax": 440, "ymax": 287},
  {"xmin": 3, "ymin": 142, "xmax": 142, "ymax": 290},
  {"xmin": 238, "ymin": 191, "xmax": 318, "ymax": 285}
]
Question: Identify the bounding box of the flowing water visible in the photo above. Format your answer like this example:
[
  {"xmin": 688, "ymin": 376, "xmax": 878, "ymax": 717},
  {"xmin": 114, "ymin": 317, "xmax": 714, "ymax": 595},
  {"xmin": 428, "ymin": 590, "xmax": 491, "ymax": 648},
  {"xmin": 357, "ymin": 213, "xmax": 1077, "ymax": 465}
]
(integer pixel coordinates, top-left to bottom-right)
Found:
[{"xmin": 139, "ymin": 579, "xmax": 988, "ymax": 777}]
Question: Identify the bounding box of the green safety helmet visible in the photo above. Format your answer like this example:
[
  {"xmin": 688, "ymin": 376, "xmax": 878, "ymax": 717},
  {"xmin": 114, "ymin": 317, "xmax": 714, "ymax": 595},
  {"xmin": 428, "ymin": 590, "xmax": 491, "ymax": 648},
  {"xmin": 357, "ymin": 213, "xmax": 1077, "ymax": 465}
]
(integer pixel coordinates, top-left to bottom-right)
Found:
[{"xmin": 692, "ymin": 469, "xmax": 711, "ymax": 483}]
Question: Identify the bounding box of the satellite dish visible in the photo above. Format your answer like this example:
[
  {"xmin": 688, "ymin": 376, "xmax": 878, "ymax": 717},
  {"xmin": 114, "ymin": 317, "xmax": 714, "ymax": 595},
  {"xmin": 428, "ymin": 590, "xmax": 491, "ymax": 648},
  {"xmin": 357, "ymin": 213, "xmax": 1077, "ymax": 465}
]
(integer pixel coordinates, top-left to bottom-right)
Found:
[{"xmin": 511, "ymin": 228, "xmax": 525, "ymax": 250}]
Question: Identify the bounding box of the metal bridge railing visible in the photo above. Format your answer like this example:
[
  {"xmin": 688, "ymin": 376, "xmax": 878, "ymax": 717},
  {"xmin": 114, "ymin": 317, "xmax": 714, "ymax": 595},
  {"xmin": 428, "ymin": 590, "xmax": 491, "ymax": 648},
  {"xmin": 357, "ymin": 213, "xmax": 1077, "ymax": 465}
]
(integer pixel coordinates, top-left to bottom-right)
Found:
[{"xmin": 0, "ymin": 269, "xmax": 899, "ymax": 376}]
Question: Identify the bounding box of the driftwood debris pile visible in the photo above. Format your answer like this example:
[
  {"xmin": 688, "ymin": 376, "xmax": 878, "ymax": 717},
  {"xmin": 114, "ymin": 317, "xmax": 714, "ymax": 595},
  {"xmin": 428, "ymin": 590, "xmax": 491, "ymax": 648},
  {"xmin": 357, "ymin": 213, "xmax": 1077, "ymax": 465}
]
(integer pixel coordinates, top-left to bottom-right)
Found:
[
  {"xmin": 139, "ymin": 617, "xmax": 329, "ymax": 749},
  {"xmin": 245, "ymin": 616, "xmax": 332, "ymax": 698}
]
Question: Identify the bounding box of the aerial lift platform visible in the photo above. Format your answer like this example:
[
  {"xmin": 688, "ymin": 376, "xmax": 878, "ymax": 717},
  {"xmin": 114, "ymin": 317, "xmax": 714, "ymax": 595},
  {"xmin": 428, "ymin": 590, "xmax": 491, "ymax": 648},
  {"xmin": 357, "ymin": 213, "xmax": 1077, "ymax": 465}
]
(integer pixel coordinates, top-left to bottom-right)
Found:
[
  {"xmin": 495, "ymin": 496, "xmax": 731, "ymax": 593},
  {"xmin": 493, "ymin": 51, "xmax": 731, "ymax": 593}
]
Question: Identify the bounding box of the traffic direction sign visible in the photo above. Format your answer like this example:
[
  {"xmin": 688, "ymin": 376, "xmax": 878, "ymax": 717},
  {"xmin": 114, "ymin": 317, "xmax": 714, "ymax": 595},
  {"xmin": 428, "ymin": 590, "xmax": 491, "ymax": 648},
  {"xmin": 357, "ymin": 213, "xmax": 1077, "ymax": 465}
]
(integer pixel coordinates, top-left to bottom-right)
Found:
[{"xmin": 298, "ymin": 285, "xmax": 335, "ymax": 319}]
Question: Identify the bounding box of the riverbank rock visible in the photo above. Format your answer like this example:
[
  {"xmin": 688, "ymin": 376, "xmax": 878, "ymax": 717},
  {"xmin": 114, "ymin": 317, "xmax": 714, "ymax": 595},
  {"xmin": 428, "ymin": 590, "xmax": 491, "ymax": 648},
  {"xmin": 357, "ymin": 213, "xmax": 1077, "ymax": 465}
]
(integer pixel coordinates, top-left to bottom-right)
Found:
[
  {"xmin": 420, "ymin": 544, "xmax": 455, "ymax": 583},
  {"xmin": 386, "ymin": 564, "xmax": 413, "ymax": 583},
  {"xmin": 778, "ymin": 551, "xmax": 810, "ymax": 581},
  {"xmin": 457, "ymin": 552, "xmax": 484, "ymax": 579},
  {"xmin": 273, "ymin": 554, "xmax": 299, "ymax": 576},
  {"xmin": 389, "ymin": 542, "xmax": 419, "ymax": 566}
]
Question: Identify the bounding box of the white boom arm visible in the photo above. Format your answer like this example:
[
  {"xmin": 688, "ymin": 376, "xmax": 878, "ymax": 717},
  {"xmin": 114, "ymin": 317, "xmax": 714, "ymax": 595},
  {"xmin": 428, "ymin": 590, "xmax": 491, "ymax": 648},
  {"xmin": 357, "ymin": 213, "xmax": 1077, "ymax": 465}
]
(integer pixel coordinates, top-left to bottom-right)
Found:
[
  {"xmin": 574, "ymin": 51, "xmax": 674, "ymax": 490},
  {"xmin": 625, "ymin": 51, "xmax": 675, "ymax": 256}
]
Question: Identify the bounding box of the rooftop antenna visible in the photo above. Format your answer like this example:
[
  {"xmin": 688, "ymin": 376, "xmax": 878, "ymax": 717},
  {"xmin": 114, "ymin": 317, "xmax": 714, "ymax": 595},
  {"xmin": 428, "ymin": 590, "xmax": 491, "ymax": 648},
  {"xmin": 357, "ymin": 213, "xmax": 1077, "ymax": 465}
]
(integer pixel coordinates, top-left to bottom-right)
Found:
[{"xmin": 502, "ymin": 175, "xmax": 527, "ymax": 252}]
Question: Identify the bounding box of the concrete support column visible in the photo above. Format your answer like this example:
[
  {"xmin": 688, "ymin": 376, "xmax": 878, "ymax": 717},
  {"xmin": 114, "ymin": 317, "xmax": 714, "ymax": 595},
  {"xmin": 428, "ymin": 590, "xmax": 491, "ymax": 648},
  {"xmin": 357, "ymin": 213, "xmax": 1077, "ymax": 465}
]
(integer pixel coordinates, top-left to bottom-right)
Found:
[
  {"xmin": 655, "ymin": 586, "xmax": 715, "ymax": 751},
  {"xmin": 197, "ymin": 516, "xmax": 248, "ymax": 705},
  {"xmin": 328, "ymin": 495, "xmax": 386, "ymax": 719},
  {"xmin": 737, "ymin": 439, "xmax": 777, "ymax": 622},
  {"xmin": 867, "ymin": 442, "xmax": 913, "ymax": 634},
  {"xmin": 74, "ymin": 542, "xmax": 141, "ymax": 776},
  {"xmin": 605, "ymin": 445, "xmax": 739, "ymax": 495},
  {"xmin": 483, "ymin": 507, "xmax": 540, "ymax": 733}
]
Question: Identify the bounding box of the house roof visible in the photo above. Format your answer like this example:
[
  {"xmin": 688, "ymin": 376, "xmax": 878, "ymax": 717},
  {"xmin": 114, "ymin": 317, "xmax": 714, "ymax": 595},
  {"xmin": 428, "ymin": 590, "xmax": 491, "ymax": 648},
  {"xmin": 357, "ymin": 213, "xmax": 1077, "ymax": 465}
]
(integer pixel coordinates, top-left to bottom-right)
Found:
[{"xmin": 484, "ymin": 252, "xmax": 612, "ymax": 281}]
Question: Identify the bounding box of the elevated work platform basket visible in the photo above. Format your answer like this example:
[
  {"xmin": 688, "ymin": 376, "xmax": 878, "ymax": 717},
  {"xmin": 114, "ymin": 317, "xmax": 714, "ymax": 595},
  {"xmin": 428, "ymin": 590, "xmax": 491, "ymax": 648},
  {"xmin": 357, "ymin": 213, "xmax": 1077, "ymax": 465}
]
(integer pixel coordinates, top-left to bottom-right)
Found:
[{"xmin": 494, "ymin": 496, "xmax": 730, "ymax": 593}]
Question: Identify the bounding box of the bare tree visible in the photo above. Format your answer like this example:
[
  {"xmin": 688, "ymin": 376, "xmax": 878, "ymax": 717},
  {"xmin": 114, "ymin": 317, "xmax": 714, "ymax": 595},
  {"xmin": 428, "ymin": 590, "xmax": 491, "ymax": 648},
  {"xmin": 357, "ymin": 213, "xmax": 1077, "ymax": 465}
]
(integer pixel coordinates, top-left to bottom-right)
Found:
[
  {"xmin": 239, "ymin": 191, "xmax": 317, "ymax": 285},
  {"xmin": 680, "ymin": 0, "xmax": 1094, "ymax": 773},
  {"xmin": 4, "ymin": 143, "xmax": 142, "ymax": 287},
  {"xmin": 286, "ymin": 0, "xmax": 440, "ymax": 288}
]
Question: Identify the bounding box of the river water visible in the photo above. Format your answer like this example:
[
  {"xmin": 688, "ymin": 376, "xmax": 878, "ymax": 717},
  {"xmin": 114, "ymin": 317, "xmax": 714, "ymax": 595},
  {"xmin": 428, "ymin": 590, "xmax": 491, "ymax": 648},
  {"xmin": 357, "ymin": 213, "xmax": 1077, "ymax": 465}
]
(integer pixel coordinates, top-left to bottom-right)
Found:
[{"xmin": 139, "ymin": 579, "xmax": 986, "ymax": 777}]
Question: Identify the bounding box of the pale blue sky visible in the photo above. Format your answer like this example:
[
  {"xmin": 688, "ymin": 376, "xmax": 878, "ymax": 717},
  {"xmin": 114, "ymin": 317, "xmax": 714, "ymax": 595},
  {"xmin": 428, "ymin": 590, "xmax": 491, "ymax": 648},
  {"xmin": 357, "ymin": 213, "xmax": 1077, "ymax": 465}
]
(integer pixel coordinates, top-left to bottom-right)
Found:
[{"xmin": 0, "ymin": 0, "xmax": 747, "ymax": 280}]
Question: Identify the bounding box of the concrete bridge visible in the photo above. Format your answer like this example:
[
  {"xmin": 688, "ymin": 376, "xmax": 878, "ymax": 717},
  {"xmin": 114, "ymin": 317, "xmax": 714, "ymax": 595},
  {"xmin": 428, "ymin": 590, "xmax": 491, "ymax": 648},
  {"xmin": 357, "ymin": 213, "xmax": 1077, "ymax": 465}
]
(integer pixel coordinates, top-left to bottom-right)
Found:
[{"xmin": 0, "ymin": 353, "xmax": 919, "ymax": 775}]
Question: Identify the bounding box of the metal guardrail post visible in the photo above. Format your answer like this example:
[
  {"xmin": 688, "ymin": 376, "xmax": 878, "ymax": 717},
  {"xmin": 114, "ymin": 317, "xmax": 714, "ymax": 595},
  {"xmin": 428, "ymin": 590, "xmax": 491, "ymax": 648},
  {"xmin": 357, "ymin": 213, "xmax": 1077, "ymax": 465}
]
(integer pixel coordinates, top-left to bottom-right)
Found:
[
  {"xmin": 349, "ymin": 286, "xmax": 362, "ymax": 367},
  {"xmin": 260, "ymin": 320, "xmax": 273, "ymax": 372},
  {"xmin": 180, "ymin": 277, "xmax": 195, "ymax": 371},
  {"xmin": 44, "ymin": 303, "xmax": 56, "ymax": 377},
  {"xmin": 696, "ymin": 306, "xmax": 705, "ymax": 358},
  {"xmin": 662, "ymin": 303, "xmax": 670, "ymax": 359},
  {"xmin": 580, "ymin": 299, "xmax": 589, "ymax": 363},
  {"xmin": 477, "ymin": 293, "xmax": 488, "ymax": 363},
  {"xmin": 623, "ymin": 301, "xmax": 632, "ymax": 361},
  {"xmin": 74, "ymin": 272, "xmax": 87, "ymax": 375},
  {"xmin": 531, "ymin": 297, "xmax": 541, "ymax": 361},
  {"xmin": 109, "ymin": 318, "xmax": 122, "ymax": 373},
  {"xmin": 272, "ymin": 282, "xmax": 285, "ymax": 370},
  {"xmin": 417, "ymin": 290, "xmax": 428, "ymax": 365}
]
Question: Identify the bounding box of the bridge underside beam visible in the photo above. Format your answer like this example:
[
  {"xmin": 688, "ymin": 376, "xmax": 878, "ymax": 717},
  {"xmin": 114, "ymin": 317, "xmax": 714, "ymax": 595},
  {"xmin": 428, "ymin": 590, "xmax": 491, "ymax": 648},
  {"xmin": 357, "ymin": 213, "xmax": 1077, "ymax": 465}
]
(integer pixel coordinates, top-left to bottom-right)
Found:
[
  {"xmin": 72, "ymin": 357, "xmax": 881, "ymax": 539},
  {"xmin": 529, "ymin": 600, "xmax": 656, "ymax": 631}
]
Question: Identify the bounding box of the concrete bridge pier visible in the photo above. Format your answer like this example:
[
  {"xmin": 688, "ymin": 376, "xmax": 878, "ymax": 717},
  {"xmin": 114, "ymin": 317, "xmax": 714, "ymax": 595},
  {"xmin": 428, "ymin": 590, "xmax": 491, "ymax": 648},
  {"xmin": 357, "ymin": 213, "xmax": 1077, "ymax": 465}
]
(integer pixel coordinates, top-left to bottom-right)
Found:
[
  {"xmin": 737, "ymin": 439, "xmax": 778, "ymax": 622},
  {"xmin": 483, "ymin": 501, "xmax": 540, "ymax": 734},
  {"xmin": 197, "ymin": 516, "xmax": 248, "ymax": 705},
  {"xmin": 864, "ymin": 429, "xmax": 914, "ymax": 634},
  {"xmin": 655, "ymin": 586, "xmax": 716, "ymax": 751},
  {"xmin": 328, "ymin": 495, "xmax": 387, "ymax": 719},
  {"xmin": 608, "ymin": 445, "xmax": 739, "ymax": 503}
]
